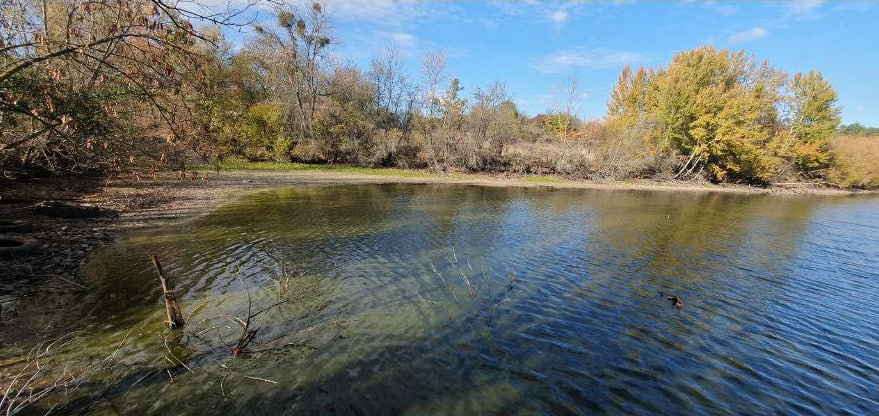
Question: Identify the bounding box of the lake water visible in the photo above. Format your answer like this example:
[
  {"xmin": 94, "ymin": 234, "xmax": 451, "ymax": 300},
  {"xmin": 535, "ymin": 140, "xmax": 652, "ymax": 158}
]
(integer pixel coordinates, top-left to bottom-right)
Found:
[{"xmin": 7, "ymin": 185, "xmax": 879, "ymax": 415}]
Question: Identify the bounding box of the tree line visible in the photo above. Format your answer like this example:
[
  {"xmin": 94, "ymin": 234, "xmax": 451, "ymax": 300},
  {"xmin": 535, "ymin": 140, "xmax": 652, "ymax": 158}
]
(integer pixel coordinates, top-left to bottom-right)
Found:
[
  {"xmin": 836, "ymin": 123, "xmax": 879, "ymax": 136},
  {"xmin": 1, "ymin": 1, "xmax": 872, "ymax": 187}
]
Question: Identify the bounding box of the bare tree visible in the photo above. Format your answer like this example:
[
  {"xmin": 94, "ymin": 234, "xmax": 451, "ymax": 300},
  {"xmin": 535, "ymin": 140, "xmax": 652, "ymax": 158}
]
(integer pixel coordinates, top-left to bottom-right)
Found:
[
  {"xmin": 368, "ymin": 45, "xmax": 419, "ymax": 133},
  {"xmin": 417, "ymin": 50, "xmax": 449, "ymax": 167},
  {"xmin": 466, "ymin": 81, "xmax": 517, "ymax": 168},
  {"xmin": 368, "ymin": 47, "xmax": 400, "ymax": 122},
  {"xmin": 250, "ymin": 2, "xmax": 332, "ymax": 144},
  {"xmin": 420, "ymin": 50, "xmax": 448, "ymax": 120},
  {"xmin": 563, "ymin": 74, "xmax": 580, "ymax": 139},
  {"xmin": 547, "ymin": 74, "xmax": 581, "ymax": 140}
]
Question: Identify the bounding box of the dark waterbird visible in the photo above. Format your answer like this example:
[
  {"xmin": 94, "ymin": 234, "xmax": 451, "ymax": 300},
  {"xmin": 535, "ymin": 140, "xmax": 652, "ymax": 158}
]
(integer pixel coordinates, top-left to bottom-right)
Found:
[{"xmin": 659, "ymin": 292, "xmax": 683, "ymax": 308}]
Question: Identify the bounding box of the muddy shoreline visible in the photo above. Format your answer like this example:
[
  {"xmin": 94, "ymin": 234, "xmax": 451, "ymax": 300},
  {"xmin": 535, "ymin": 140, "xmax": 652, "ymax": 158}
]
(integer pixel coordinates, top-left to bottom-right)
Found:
[{"xmin": 0, "ymin": 169, "xmax": 871, "ymax": 294}]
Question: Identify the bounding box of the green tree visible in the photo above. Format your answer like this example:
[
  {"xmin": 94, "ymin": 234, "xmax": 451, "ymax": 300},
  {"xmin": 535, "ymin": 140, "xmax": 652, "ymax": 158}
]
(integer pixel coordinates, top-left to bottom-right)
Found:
[
  {"xmin": 314, "ymin": 67, "xmax": 377, "ymax": 163},
  {"xmin": 241, "ymin": 102, "xmax": 291, "ymax": 161}
]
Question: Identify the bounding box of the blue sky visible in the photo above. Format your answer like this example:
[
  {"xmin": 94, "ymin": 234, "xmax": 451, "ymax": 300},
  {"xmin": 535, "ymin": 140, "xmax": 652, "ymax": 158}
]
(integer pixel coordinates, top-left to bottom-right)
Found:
[{"xmin": 221, "ymin": 1, "xmax": 878, "ymax": 125}]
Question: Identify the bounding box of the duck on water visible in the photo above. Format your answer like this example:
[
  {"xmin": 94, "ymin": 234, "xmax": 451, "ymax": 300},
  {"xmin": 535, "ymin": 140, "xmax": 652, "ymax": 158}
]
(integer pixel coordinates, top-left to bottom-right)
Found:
[{"xmin": 659, "ymin": 292, "xmax": 683, "ymax": 308}]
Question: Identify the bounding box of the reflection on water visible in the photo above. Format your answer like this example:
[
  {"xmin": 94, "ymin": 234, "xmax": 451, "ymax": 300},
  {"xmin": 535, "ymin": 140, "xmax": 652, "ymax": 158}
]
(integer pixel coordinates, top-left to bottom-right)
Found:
[{"xmin": 3, "ymin": 185, "xmax": 878, "ymax": 415}]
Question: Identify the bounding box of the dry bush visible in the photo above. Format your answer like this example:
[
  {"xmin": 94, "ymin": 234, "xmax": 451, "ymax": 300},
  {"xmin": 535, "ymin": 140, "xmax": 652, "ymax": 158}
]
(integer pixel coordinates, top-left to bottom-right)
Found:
[
  {"xmin": 456, "ymin": 133, "xmax": 495, "ymax": 171},
  {"xmin": 288, "ymin": 139, "xmax": 325, "ymax": 163},
  {"xmin": 828, "ymin": 135, "xmax": 879, "ymax": 188},
  {"xmin": 502, "ymin": 140, "xmax": 593, "ymax": 175},
  {"xmin": 571, "ymin": 119, "xmax": 608, "ymax": 142},
  {"xmin": 363, "ymin": 128, "xmax": 404, "ymax": 167},
  {"xmin": 591, "ymin": 125, "xmax": 676, "ymax": 180}
]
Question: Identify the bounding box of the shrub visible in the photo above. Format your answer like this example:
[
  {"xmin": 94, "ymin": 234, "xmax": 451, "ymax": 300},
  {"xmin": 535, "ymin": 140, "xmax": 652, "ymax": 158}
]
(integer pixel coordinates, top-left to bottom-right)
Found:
[
  {"xmin": 592, "ymin": 124, "xmax": 676, "ymax": 180},
  {"xmin": 828, "ymin": 136, "xmax": 879, "ymax": 188}
]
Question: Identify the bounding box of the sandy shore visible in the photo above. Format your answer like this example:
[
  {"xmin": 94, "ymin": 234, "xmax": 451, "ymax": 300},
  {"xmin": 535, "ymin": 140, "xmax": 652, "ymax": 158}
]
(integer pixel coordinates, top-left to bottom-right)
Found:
[{"xmin": 0, "ymin": 168, "xmax": 871, "ymax": 291}]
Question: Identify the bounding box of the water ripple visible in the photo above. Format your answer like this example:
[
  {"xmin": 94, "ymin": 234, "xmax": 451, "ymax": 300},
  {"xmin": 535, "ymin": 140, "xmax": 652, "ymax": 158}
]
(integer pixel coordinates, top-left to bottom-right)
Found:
[{"xmin": 52, "ymin": 186, "xmax": 879, "ymax": 415}]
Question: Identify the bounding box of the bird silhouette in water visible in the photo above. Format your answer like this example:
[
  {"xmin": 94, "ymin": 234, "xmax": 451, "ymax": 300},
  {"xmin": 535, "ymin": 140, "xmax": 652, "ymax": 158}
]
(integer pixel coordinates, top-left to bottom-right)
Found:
[{"xmin": 659, "ymin": 292, "xmax": 683, "ymax": 308}]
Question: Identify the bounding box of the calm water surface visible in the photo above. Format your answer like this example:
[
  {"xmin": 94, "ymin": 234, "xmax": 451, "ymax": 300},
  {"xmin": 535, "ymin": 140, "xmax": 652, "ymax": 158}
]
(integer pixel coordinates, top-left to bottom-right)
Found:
[{"xmin": 8, "ymin": 185, "xmax": 879, "ymax": 415}]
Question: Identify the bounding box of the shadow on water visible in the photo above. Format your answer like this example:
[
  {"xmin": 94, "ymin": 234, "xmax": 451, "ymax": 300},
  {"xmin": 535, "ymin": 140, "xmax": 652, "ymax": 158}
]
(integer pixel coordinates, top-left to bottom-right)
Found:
[{"xmin": 4, "ymin": 185, "xmax": 878, "ymax": 415}]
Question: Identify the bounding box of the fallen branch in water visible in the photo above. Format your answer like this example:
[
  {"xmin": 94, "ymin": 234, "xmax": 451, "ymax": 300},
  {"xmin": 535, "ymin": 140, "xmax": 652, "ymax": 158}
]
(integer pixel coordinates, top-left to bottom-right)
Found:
[
  {"xmin": 232, "ymin": 328, "xmax": 259, "ymax": 358},
  {"xmin": 228, "ymin": 269, "xmax": 307, "ymax": 358},
  {"xmin": 151, "ymin": 254, "xmax": 186, "ymax": 329},
  {"xmin": 231, "ymin": 278, "xmax": 255, "ymax": 358},
  {"xmin": 218, "ymin": 363, "xmax": 277, "ymax": 398},
  {"xmin": 256, "ymin": 318, "xmax": 358, "ymax": 349},
  {"xmin": 219, "ymin": 363, "xmax": 277, "ymax": 384},
  {"xmin": 447, "ymin": 246, "xmax": 476, "ymax": 297}
]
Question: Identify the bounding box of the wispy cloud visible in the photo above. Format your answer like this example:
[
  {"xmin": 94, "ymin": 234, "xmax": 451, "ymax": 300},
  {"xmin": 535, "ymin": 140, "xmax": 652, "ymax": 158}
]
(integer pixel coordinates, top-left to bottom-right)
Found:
[
  {"xmin": 323, "ymin": 1, "xmax": 469, "ymax": 63},
  {"xmin": 333, "ymin": 28, "xmax": 470, "ymax": 68},
  {"xmin": 832, "ymin": 2, "xmax": 875, "ymax": 12},
  {"xmin": 776, "ymin": 0, "xmax": 825, "ymax": 21},
  {"xmin": 388, "ymin": 32, "xmax": 416, "ymax": 48},
  {"xmin": 326, "ymin": 0, "xmax": 418, "ymax": 26},
  {"xmin": 331, "ymin": 29, "xmax": 418, "ymax": 65},
  {"xmin": 683, "ymin": 1, "xmax": 738, "ymax": 16},
  {"xmin": 729, "ymin": 27, "xmax": 769, "ymax": 44},
  {"xmin": 713, "ymin": 5, "xmax": 738, "ymax": 16},
  {"xmin": 488, "ymin": 1, "xmax": 631, "ymax": 29},
  {"xmin": 532, "ymin": 47, "xmax": 646, "ymax": 74},
  {"xmin": 515, "ymin": 93, "xmax": 553, "ymax": 108},
  {"xmin": 324, "ymin": 1, "xmax": 466, "ymax": 29},
  {"xmin": 786, "ymin": 0, "xmax": 824, "ymax": 16}
]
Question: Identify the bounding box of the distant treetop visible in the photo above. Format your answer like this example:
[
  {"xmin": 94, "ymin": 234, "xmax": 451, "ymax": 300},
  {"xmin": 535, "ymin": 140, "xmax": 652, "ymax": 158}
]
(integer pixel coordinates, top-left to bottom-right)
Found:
[{"xmin": 837, "ymin": 123, "xmax": 879, "ymax": 136}]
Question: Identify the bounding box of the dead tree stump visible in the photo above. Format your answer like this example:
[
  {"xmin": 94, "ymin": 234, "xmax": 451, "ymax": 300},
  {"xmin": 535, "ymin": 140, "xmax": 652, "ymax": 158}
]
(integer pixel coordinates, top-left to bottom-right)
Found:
[{"xmin": 151, "ymin": 254, "xmax": 185, "ymax": 329}]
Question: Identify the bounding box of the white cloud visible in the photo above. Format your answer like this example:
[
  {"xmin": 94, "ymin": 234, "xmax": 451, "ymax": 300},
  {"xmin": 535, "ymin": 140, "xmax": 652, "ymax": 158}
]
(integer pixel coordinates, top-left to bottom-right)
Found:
[
  {"xmin": 728, "ymin": 27, "xmax": 769, "ymax": 44},
  {"xmin": 786, "ymin": 0, "xmax": 824, "ymax": 15},
  {"xmin": 549, "ymin": 10, "xmax": 569, "ymax": 24},
  {"xmin": 714, "ymin": 5, "xmax": 738, "ymax": 16},
  {"xmin": 532, "ymin": 48, "xmax": 646, "ymax": 74},
  {"xmin": 389, "ymin": 32, "xmax": 416, "ymax": 48}
]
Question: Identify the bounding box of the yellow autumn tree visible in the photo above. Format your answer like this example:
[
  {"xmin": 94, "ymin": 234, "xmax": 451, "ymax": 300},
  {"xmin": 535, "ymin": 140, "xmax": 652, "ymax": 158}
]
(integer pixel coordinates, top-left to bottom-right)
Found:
[
  {"xmin": 606, "ymin": 64, "xmax": 651, "ymax": 133},
  {"xmin": 787, "ymin": 70, "xmax": 842, "ymax": 173},
  {"xmin": 607, "ymin": 46, "xmax": 789, "ymax": 183}
]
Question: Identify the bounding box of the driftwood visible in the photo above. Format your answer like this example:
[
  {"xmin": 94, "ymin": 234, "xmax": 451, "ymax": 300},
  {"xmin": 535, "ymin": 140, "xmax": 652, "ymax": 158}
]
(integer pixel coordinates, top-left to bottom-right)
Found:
[{"xmin": 151, "ymin": 254, "xmax": 186, "ymax": 329}]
